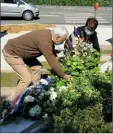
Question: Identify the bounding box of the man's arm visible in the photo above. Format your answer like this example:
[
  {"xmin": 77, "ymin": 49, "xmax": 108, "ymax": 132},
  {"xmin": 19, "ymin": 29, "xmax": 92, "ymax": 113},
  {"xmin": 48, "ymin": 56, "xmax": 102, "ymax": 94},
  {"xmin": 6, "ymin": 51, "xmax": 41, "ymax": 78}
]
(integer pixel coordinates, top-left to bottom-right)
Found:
[{"xmin": 38, "ymin": 40, "xmax": 65, "ymax": 78}]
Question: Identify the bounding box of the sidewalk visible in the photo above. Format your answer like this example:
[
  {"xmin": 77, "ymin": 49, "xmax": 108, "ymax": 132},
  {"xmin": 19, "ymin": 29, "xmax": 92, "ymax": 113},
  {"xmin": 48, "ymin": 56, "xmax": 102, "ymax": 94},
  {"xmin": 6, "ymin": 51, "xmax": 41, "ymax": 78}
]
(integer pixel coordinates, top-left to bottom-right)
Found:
[{"xmin": 1, "ymin": 87, "xmax": 17, "ymax": 103}]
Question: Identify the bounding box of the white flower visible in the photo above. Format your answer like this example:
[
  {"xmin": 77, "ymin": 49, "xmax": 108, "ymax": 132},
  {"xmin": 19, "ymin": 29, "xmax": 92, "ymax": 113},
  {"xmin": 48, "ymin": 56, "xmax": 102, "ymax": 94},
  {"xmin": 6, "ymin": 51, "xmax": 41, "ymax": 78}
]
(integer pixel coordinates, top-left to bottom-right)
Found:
[
  {"xmin": 59, "ymin": 86, "xmax": 67, "ymax": 91},
  {"xmin": 40, "ymin": 93, "xmax": 44, "ymax": 97},
  {"xmin": 29, "ymin": 105, "xmax": 41, "ymax": 117},
  {"xmin": 2, "ymin": 109, "xmax": 8, "ymax": 118},
  {"xmin": 43, "ymin": 113, "xmax": 48, "ymax": 119},
  {"xmin": 50, "ymin": 87, "xmax": 55, "ymax": 92},
  {"xmin": 40, "ymin": 79, "xmax": 48, "ymax": 85},
  {"xmin": 83, "ymin": 47, "xmax": 87, "ymax": 51},
  {"xmin": 24, "ymin": 95, "xmax": 35, "ymax": 103},
  {"xmin": 57, "ymin": 51, "xmax": 65, "ymax": 58},
  {"xmin": 48, "ymin": 87, "xmax": 57, "ymax": 101},
  {"xmin": 50, "ymin": 91, "xmax": 57, "ymax": 101},
  {"xmin": 90, "ymin": 47, "xmax": 95, "ymax": 52}
]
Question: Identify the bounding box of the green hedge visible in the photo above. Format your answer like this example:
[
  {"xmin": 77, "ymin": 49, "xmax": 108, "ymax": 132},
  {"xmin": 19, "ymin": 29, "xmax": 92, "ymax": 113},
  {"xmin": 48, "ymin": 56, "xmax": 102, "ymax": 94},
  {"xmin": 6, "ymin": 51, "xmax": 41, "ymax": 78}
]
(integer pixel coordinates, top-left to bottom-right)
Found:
[{"xmin": 29, "ymin": 0, "xmax": 112, "ymax": 7}]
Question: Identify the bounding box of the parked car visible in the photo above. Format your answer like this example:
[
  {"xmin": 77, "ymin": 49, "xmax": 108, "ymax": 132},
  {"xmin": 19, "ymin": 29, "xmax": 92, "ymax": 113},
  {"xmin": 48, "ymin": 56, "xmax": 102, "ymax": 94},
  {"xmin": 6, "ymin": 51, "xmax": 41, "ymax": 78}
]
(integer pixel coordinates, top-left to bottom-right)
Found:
[{"xmin": 1, "ymin": 0, "xmax": 40, "ymax": 21}]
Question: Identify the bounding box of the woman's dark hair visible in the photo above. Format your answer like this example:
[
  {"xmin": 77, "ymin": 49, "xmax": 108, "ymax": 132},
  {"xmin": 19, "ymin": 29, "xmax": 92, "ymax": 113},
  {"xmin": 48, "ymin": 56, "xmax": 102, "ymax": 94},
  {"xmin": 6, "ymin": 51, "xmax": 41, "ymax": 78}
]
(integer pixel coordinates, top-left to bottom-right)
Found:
[{"xmin": 85, "ymin": 17, "xmax": 98, "ymax": 29}]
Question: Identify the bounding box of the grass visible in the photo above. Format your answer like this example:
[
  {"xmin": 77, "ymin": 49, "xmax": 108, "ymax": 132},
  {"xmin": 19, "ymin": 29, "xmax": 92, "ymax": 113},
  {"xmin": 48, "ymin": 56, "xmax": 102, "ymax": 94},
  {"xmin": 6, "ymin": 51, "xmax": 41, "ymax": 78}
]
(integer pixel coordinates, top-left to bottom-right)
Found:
[
  {"xmin": 1, "ymin": 72, "xmax": 19, "ymax": 87},
  {"xmin": 101, "ymin": 50, "xmax": 112, "ymax": 54},
  {"xmin": 1, "ymin": 62, "xmax": 51, "ymax": 87},
  {"xmin": 41, "ymin": 62, "xmax": 51, "ymax": 69}
]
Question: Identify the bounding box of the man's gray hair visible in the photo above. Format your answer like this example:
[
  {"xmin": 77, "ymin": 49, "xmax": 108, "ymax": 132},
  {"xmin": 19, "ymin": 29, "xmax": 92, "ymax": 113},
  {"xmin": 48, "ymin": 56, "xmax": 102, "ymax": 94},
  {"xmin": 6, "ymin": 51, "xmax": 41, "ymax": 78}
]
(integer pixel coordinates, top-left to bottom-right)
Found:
[{"xmin": 52, "ymin": 25, "xmax": 69, "ymax": 37}]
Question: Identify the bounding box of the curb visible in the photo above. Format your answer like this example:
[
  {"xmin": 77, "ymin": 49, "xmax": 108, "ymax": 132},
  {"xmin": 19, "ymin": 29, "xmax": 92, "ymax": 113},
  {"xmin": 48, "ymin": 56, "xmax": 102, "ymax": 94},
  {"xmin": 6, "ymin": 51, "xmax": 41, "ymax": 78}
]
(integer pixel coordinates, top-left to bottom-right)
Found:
[
  {"xmin": 1, "ymin": 23, "xmax": 112, "ymax": 28},
  {"xmin": 1, "ymin": 23, "xmax": 56, "ymax": 26},
  {"xmin": 100, "ymin": 44, "xmax": 112, "ymax": 50},
  {"xmin": 101, "ymin": 55, "xmax": 111, "ymax": 62}
]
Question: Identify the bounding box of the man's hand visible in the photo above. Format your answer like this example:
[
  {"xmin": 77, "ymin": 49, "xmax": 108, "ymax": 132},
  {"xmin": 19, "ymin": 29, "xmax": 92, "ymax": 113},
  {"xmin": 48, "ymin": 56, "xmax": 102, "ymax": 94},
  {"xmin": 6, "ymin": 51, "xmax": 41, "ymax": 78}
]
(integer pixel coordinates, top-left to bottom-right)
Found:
[{"xmin": 63, "ymin": 74, "xmax": 72, "ymax": 83}]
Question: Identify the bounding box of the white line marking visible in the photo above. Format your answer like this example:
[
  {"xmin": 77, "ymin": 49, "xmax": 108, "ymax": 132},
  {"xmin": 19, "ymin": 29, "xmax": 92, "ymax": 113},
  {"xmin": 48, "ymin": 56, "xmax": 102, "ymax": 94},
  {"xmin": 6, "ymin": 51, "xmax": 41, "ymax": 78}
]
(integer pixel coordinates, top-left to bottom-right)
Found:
[
  {"xmin": 72, "ymin": 13, "xmax": 92, "ymax": 14},
  {"xmin": 65, "ymin": 18, "xmax": 107, "ymax": 21},
  {"xmin": 65, "ymin": 21, "xmax": 109, "ymax": 23},
  {"xmin": 64, "ymin": 13, "xmax": 93, "ymax": 15},
  {"xmin": 49, "ymin": 12, "xmax": 92, "ymax": 15},
  {"xmin": 64, "ymin": 16, "xmax": 103, "ymax": 18},
  {"xmin": 65, "ymin": 19, "xmax": 109, "ymax": 21},
  {"xmin": 40, "ymin": 14, "xmax": 60, "ymax": 17}
]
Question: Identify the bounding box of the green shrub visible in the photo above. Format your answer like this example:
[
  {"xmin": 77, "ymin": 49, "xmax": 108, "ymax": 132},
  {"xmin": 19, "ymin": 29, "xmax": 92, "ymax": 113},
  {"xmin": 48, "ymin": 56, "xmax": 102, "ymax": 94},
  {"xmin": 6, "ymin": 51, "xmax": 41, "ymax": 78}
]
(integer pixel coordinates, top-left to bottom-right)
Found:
[
  {"xmin": 51, "ymin": 103, "xmax": 112, "ymax": 133},
  {"xmin": 47, "ymin": 43, "xmax": 112, "ymax": 132},
  {"xmin": 29, "ymin": 0, "xmax": 112, "ymax": 7},
  {"xmin": 72, "ymin": 103, "xmax": 112, "ymax": 133},
  {"xmin": 91, "ymin": 70, "xmax": 112, "ymax": 122}
]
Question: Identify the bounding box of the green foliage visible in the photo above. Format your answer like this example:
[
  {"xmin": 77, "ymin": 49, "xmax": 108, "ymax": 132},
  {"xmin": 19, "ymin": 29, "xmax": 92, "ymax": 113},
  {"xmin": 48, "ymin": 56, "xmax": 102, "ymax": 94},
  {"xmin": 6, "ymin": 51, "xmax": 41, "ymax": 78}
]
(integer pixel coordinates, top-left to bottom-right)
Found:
[
  {"xmin": 47, "ymin": 43, "xmax": 112, "ymax": 132},
  {"xmin": 53, "ymin": 108, "xmax": 74, "ymax": 132},
  {"xmin": 91, "ymin": 70, "xmax": 112, "ymax": 122},
  {"xmin": 72, "ymin": 103, "xmax": 112, "ymax": 133},
  {"xmin": 29, "ymin": 0, "xmax": 112, "ymax": 7},
  {"xmin": 52, "ymin": 103, "xmax": 112, "ymax": 133},
  {"xmin": 19, "ymin": 45, "xmax": 112, "ymax": 132}
]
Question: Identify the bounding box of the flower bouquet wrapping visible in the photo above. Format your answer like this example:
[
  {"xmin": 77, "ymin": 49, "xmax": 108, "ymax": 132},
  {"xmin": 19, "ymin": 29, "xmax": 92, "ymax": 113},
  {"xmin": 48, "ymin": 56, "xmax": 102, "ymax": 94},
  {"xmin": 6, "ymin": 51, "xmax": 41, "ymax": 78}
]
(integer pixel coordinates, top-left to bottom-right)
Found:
[{"xmin": 0, "ymin": 77, "xmax": 58, "ymax": 123}]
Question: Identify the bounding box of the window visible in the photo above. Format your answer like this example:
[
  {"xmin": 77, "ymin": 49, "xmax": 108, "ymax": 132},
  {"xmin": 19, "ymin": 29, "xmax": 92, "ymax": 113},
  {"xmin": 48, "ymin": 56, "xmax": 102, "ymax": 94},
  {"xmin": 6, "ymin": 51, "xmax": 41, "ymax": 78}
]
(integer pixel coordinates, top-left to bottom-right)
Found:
[
  {"xmin": 19, "ymin": 0, "xmax": 25, "ymax": 4},
  {"xmin": 22, "ymin": 0, "xmax": 29, "ymax": 3},
  {"xmin": 4, "ymin": 0, "xmax": 16, "ymax": 3},
  {"xmin": 1, "ymin": 0, "xmax": 4, "ymax": 3}
]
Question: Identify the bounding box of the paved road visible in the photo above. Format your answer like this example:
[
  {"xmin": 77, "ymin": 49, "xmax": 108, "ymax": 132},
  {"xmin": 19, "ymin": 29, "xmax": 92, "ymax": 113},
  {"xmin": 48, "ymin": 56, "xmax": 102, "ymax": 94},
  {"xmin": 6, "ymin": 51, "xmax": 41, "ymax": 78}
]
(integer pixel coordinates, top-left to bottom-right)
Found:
[{"xmin": 1, "ymin": 6, "xmax": 112, "ymax": 25}]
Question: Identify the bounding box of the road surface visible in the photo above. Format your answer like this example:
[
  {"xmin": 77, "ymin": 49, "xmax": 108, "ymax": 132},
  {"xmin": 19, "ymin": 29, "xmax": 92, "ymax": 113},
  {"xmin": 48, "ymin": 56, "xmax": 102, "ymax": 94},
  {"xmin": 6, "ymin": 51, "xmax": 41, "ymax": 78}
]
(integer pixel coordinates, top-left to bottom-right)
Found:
[{"xmin": 1, "ymin": 6, "xmax": 112, "ymax": 25}]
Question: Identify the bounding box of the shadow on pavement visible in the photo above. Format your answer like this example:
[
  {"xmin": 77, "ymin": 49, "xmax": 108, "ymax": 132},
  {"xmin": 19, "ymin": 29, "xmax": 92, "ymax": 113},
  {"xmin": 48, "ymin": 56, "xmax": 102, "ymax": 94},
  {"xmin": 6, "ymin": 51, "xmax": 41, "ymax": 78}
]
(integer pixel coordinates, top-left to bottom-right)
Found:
[
  {"xmin": 1, "ymin": 16, "xmax": 40, "ymax": 21},
  {"xmin": 106, "ymin": 38, "xmax": 113, "ymax": 45},
  {"xmin": 0, "ymin": 96, "xmax": 10, "ymax": 119},
  {"xmin": 0, "ymin": 31, "xmax": 8, "ymax": 38},
  {"xmin": 1, "ymin": 16, "xmax": 23, "ymax": 20},
  {"xmin": 0, "ymin": 96, "xmax": 7, "ymax": 119},
  {"xmin": 0, "ymin": 96, "xmax": 7, "ymax": 106}
]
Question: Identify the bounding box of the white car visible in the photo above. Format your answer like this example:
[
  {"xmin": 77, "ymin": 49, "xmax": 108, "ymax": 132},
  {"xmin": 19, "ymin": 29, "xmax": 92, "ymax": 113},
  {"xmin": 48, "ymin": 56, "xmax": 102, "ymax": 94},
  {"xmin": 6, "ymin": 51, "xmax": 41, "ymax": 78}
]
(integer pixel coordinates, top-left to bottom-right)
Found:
[{"xmin": 1, "ymin": 0, "xmax": 40, "ymax": 21}]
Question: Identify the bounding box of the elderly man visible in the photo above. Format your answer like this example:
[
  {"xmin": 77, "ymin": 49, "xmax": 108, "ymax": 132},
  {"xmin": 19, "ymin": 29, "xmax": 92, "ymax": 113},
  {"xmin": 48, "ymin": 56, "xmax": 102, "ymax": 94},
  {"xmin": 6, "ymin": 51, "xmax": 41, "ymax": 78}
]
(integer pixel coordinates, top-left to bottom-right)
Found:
[
  {"xmin": 64, "ymin": 17, "xmax": 100, "ymax": 54},
  {"xmin": 2, "ymin": 26, "xmax": 71, "ymax": 102}
]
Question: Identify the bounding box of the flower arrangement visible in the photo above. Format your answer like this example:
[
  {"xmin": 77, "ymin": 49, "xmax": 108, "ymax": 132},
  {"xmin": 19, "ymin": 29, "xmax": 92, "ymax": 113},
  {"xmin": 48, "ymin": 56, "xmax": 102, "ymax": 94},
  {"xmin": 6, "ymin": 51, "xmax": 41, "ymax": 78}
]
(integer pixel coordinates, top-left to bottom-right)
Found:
[{"xmin": 1, "ymin": 77, "xmax": 57, "ymax": 122}]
